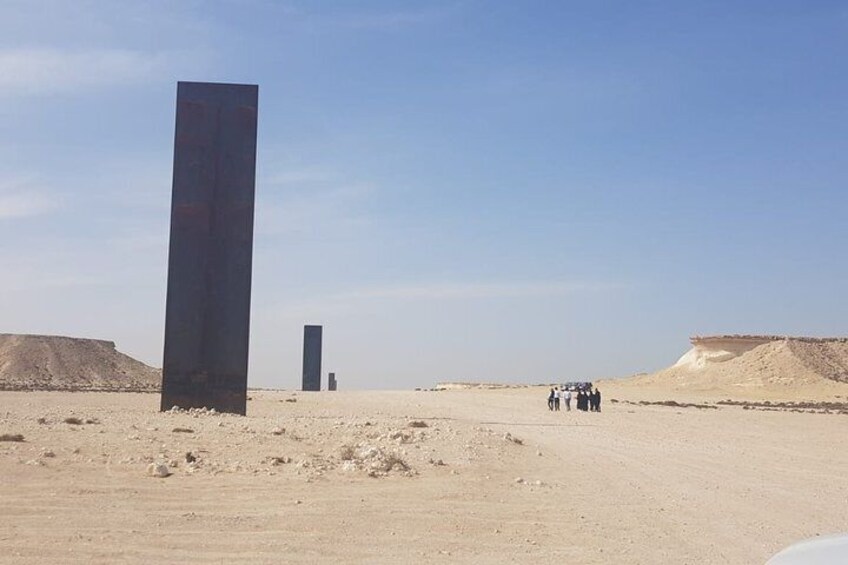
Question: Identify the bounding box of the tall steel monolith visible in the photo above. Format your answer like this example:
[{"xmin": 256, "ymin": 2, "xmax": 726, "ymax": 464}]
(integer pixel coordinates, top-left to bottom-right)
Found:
[
  {"xmin": 160, "ymin": 81, "xmax": 259, "ymax": 415},
  {"xmin": 302, "ymin": 325, "xmax": 323, "ymax": 391}
]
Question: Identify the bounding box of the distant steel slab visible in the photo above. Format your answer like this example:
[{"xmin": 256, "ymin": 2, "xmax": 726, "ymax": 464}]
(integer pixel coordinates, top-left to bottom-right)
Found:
[
  {"xmin": 302, "ymin": 325, "xmax": 323, "ymax": 391},
  {"xmin": 160, "ymin": 81, "xmax": 258, "ymax": 415}
]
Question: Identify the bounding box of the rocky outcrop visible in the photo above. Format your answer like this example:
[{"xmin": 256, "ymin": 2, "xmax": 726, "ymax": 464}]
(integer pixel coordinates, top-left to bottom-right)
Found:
[
  {"xmin": 0, "ymin": 334, "xmax": 161, "ymax": 391},
  {"xmin": 629, "ymin": 335, "xmax": 848, "ymax": 391}
]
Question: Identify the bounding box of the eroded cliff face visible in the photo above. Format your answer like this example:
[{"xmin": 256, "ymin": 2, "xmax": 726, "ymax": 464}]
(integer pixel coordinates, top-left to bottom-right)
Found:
[
  {"xmin": 673, "ymin": 335, "xmax": 848, "ymax": 372},
  {"xmin": 626, "ymin": 335, "xmax": 848, "ymax": 392},
  {"xmin": 0, "ymin": 334, "xmax": 161, "ymax": 391},
  {"xmin": 674, "ymin": 336, "xmax": 783, "ymax": 369}
]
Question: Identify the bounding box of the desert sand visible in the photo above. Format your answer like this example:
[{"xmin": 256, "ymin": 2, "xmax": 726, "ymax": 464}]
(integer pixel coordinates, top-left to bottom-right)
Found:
[
  {"xmin": 2, "ymin": 382, "xmax": 848, "ymax": 564},
  {"xmin": 3, "ymin": 334, "xmax": 848, "ymax": 563}
]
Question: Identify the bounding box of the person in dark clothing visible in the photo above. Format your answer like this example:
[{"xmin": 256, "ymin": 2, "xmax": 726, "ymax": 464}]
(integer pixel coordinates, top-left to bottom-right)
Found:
[
  {"xmin": 547, "ymin": 388, "xmax": 555, "ymax": 411},
  {"xmin": 577, "ymin": 391, "xmax": 586, "ymax": 411},
  {"xmin": 553, "ymin": 387, "xmax": 560, "ymax": 411},
  {"xmin": 594, "ymin": 388, "xmax": 601, "ymax": 412}
]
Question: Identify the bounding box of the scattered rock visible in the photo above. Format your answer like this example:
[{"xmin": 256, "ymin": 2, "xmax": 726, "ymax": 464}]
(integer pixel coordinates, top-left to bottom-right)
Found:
[
  {"xmin": 389, "ymin": 430, "xmax": 412, "ymax": 443},
  {"xmin": 167, "ymin": 406, "xmax": 220, "ymax": 417},
  {"xmin": 147, "ymin": 462, "xmax": 171, "ymax": 478},
  {"xmin": 0, "ymin": 434, "xmax": 25, "ymax": 442},
  {"xmin": 172, "ymin": 427, "xmax": 194, "ymax": 434},
  {"xmin": 503, "ymin": 432, "xmax": 523, "ymax": 445}
]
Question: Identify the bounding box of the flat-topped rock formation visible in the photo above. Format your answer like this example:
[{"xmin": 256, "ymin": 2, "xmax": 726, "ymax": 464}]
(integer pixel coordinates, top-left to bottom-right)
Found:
[
  {"xmin": 434, "ymin": 382, "xmax": 532, "ymax": 390},
  {"xmin": 0, "ymin": 334, "xmax": 161, "ymax": 392},
  {"xmin": 690, "ymin": 334, "xmax": 848, "ymax": 346},
  {"xmin": 621, "ymin": 335, "xmax": 848, "ymax": 396}
]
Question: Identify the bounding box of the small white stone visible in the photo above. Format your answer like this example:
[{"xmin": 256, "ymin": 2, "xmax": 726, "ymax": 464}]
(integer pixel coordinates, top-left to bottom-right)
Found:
[{"xmin": 147, "ymin": 462, "xmax": 171, "ymax": 478}]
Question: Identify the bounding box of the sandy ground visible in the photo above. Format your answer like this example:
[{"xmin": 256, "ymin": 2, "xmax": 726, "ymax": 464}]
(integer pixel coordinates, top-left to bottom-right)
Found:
[{"xmin": 2, "ymin": 385, "xmax": 848, "ymax": 564}]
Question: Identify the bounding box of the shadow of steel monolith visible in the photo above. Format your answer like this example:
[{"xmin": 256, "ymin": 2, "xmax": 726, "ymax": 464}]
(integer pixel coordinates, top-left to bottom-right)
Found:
[
  {"xmin": 302, "ymin": 325, "xmax": 323, "ymax": 391},
  {"xmin": 160, "ymin": 81, "xmax": 259, "ymax": 415}
]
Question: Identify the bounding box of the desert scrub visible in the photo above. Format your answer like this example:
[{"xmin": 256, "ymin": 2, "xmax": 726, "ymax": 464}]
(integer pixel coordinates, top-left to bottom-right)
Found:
[
  {"xmin": 384, "ymin": 453, "xmax": 410, "ymax": 472},
  {"xmin": 339, "ymin": 445, "xmax": 356, "ymax": 461}
]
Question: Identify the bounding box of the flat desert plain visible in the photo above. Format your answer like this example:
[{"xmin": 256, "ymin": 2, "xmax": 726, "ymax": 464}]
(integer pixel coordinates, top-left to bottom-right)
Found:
[{"xmin": 2, "ymin": 384, "xmax": 847, "ymax": 564}]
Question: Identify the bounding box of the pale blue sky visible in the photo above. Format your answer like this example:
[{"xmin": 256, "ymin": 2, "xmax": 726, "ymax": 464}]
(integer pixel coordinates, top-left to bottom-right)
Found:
[{"xmin": 1, "ymin": 1, "xmax": 846, "ymax": 389}]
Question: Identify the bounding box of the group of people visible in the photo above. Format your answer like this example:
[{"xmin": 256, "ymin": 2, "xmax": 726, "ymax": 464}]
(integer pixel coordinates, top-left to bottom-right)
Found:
[{"xmin": 547, "ymin": 386, "xmax": 601, "ymax": 412}]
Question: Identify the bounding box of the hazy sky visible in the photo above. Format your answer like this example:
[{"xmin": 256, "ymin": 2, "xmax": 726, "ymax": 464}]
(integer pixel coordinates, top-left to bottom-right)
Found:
[{"xmin": 1, "ymin": 1, "xmax": 846, "ymax": 389}]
